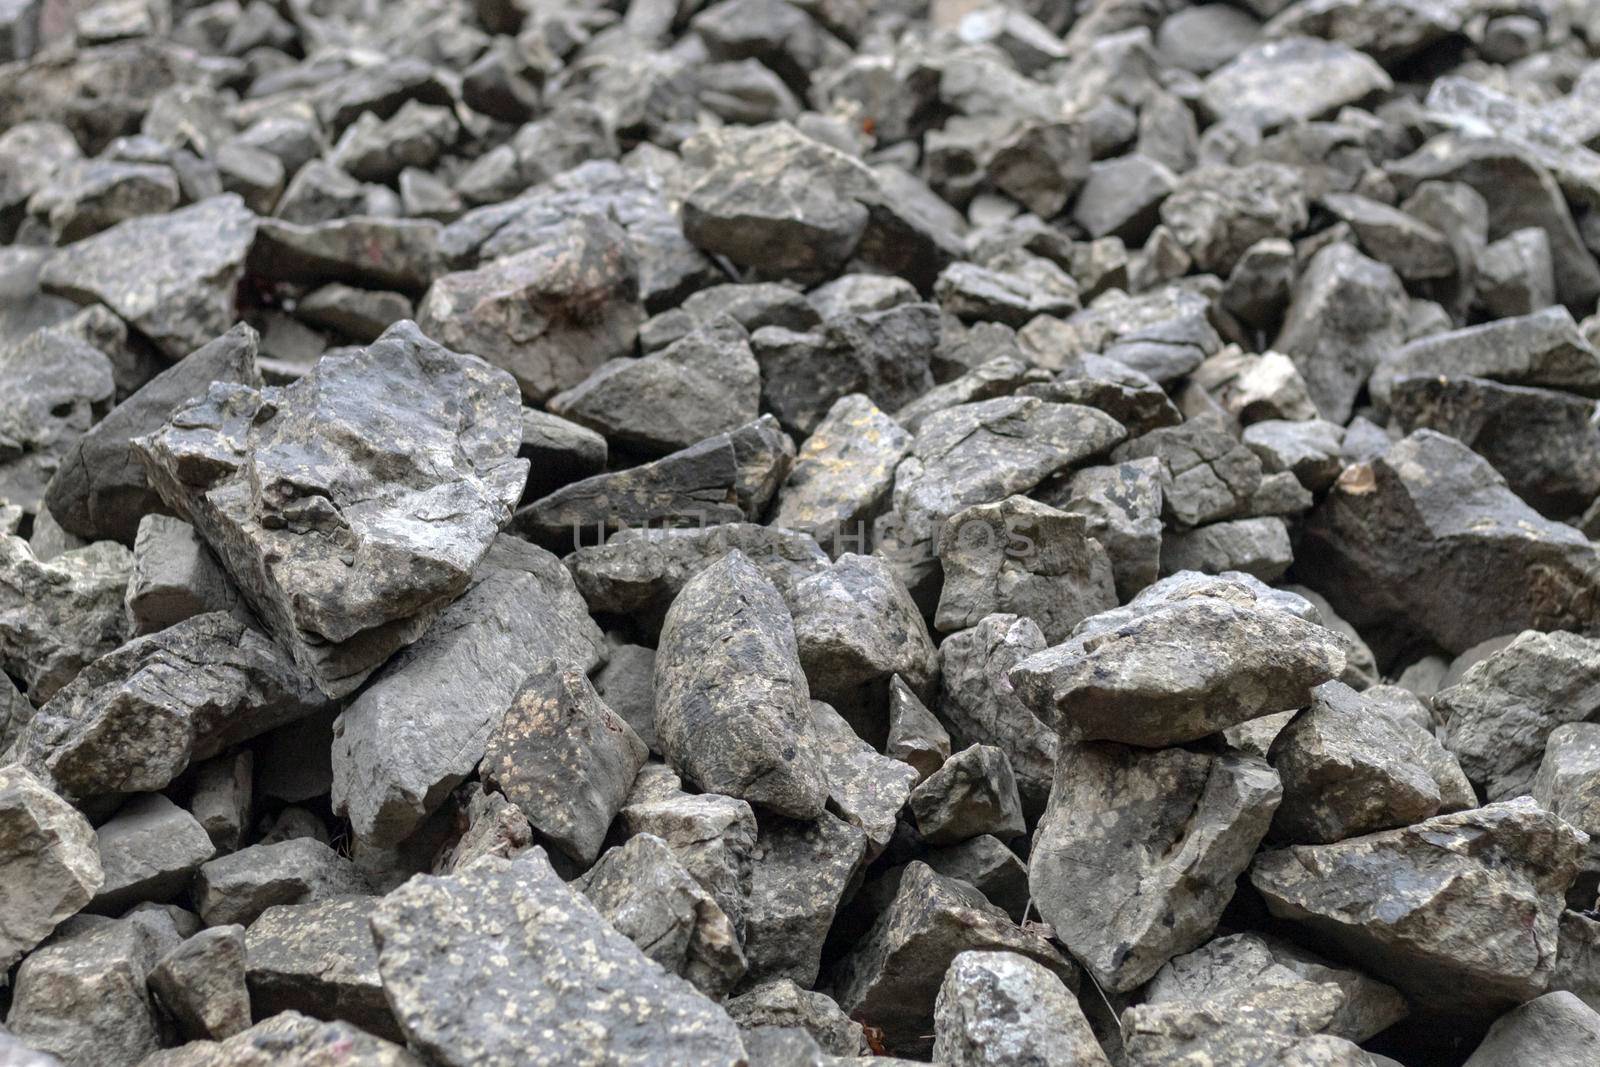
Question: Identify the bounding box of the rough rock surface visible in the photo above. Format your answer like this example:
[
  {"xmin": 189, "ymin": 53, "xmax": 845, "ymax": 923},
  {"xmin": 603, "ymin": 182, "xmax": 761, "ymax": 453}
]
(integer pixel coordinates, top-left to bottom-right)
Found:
[
  {"xmin": 933, "ymin": 950, "xmax": 1108, "ymax": 1067},
  {"xmin": 0, "ymin": 765, "xmax": 102, "ymax": 971}
]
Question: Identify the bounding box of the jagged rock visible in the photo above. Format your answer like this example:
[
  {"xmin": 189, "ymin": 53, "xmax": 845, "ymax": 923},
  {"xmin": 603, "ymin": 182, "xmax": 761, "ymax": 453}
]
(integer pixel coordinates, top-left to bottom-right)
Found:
[
  {"xmin": 195, "ymin": 838, "xmax": 367, "ymax": 927},
  {"xmin": 1121, "ymin": 986, "xmax": 1370, "ymax": 1067},
  {"xmin": 1185, "ymin": 348, "xmax": 1317, "ymax": 425},
  {"xmin": 933, "ymin": 950, "xmax": 1108, "ymax": 1067},
  {"xmin": 247, "ymin": 216, "xmax": 441, "ymax": 295},
  {"xmin": 1160, "ymin": 516, "xmax": 1294, "ymax": 583},
  {"xmin": 136, "ymin": 321, "xmax": 526, "ymax": 698},
  {"xmin": 1146, "ymin": 932, "xmax": 1408, "ymax": 1044},
  {"xmin": 480, "ymin": 666, "xmax": 647, "ymax": 865},
  {"xmin": 38, "ymin": 195, "xmax": 256, "ymax": 360},
  {"xmin": 743, "ymin": 811, "xmax": 866, "ymax": 988},
  {"xmin": 724, "ymin": 980, "xmax": 863, "ymax": 1057},
  {"xmin": 18, "ymin": 612, "xmax": 326, "ymax": 799},
  {"xmin": 810, "ymin": 700, "xmax": 917, "ymax": 857},
  {"xmin": 1072, "ymin": 154, "xmax": 1175, "ymax": 244},
  {"xmin": 1200, "ymin": 37, "xmax": 1391, "ymax": 128},
  {"xmin": 431, "ymin": 783, "xmax": 532, "ymax": 875},
  {"xmin": 1535, "ymin": 723, "xmax": 1600, "ymax": 906},
  {"xmin": 592, "ymin": 644, "xmax": 658, "ymax": 754},
  {"xmin": 835, "ymin": 861, "xmax": 1072, "ymax": 1057},
  {"xmin": 0, "ymin": 328, "xmax": 114, "ymax": 517},
  {"xmin": 1243, "ymin": 419, "xmax": 1344, "ymax": 493},
  {"xmin": 1160, "ymin": 163, "xmax": 1308, "ymax": 275},
  {"xmin": 1110, "ymin": 419, "xmax": 1261, "ymax": 529},
  {"xmin": 938, "ymin": 614, "xmax": 1055, "ymax": 812},
  {"xmin": 576, "ymin": 834, "xmax": 747, "ymax": 997},
  {"xmin": 332, "ymin": 535, "xmax": 604, "ymax": 848},
  {"xmin": 1251, "ymin": 797, "xmax": 1587, "ymax": 1013},
  {"xmin": 908, "ymin": 744, "xmax": 1024, "ymax": 846},
  {"xmin": 1301, "ymin": 431, "xmax": 1600, "ymax": 655},
  {"xmin": 1010, "ymin": 588, "xmax": 1345, "ymax": 747},
  {"xmin": 123, "ymin": 515, "xmax": 239, "ymax": 637},
  {"xmin": 1049, "ymin": 458, "xmax": 1164, "ymax": 601},
  {"xmin": 655, "ymin": 550, "xmax": 828, "ymax": 819},
  {"xmin": 0, "ymin": 534, "xmax": 131, "ymax": 704},
  {"xmin": 369, "ymin": 849, "xmax": 748, "ymax": 1066},
  {"xmin": 935, "ymin": 495, "xmax": 1116, "ymax": 642},
  {"xmin": 886, "ymin": 674, "xmax": 951, "ymax": 784},
  {"xmin": 45, "ymin": 323, "xmax": 260, "ymax": 544},
  {"xmin": 245, "ymin": 897, "xmax": 397, "ymax": 1042},
  {"xmin": 148, "ymin": 925, "xmax": 250, "ymax": 1041},
  {"xmin": 0, "ymin": 669, "xmax": 32, "ymax": 751},
  {"xmin": 0, "ymin": 765, "xmax": 102, "ymax": 971},
  {"xmin": 1032, "ymin": 742, "xmax": 1281, "ymax": 992},
  {"xmin": 296, "ymin": 284, "xmax": 415, "ymax": 345},
  {"xmin": 1463, "ymin": 992, "xmax": 1600, "ymax": 1066},
  {"xmin": 771, "ymin": 394, "xmax": 911, "ymax": 543},
  {"xmin": 620, "ymin": 785, "xmax": 757, "ymax": 940},
  {"xmin": 90, "ymin": 793, "xmax": 213, "ymax": 914}
]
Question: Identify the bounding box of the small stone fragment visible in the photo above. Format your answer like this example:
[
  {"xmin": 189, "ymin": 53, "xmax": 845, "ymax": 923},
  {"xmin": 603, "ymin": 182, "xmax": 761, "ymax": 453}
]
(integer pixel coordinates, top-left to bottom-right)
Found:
[
  {"xmin": 148, "ymin": 925, "xmax": 250, "ymax": 1041},
  {"xmin": 0, "ymin": 765, "xmax": 103, "ymax": 971},
  {"xmin": 933, "ymin": 950, "xmax": 1109, "ymax": 1067}
]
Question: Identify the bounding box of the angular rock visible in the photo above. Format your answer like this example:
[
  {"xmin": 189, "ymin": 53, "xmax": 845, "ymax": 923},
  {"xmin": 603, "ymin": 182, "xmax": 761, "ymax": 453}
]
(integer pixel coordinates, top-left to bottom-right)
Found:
[
  {"xmin": 195, "ymin": 838, "xmax": 367, "ymax": 927},
  {"xmin": 592, "ymin": 644, "xmax": 658, "ymax": 754},
  {"xmin": 1200, "ymin": 37, "xmax": 1391, "ymax": 129},
  {"xmin": 1534, "ymin": 722, "xmax": 1600, "ymax": 906},
  {"xmin": 1160, "ymin": 162, "xmax": 1309, "ymax": 275},
  {"xmin": 1121, "ymin": 986, "xmax": 1369, "ymax": 1067},
  {"xmin": 0, "ymin": 328, "xmax": 115, "ymax": 517},
  {"xmin": 123, "ymin": 515, "xmax": 239, "ymax": 637},
  {"xmin": 0, "ymin": 765, "xmax": 102, "ymax": 971},
  {"xmin": 810, "ymin": 700, "xmax": 917, "ymax": 856},
  {"xmin": 90, "ymin": 793, "xmax": 213, "ymax": 913},
  {"xmin": 1072, "ymin": 154, "xmax": 1175, "ymax": 244},
  {"xmin": 724, "ymin": 980, "xmax": 862, "ymax": 1057},
  {"xmin": 655, "ymin": 550, "xmax": 828, "ymax": 819},
  {"xmin": 909, "ymin": 744, "xmax": 1024, "ymax": 846},
  {"xmin": 1110, "ymin": 419, "xmax": 1261, "ymax": 529},
  {"xmin": 1052, "ymin": 458, "xmax": 1164, "ymax": 601},
  {"xmin": 148, "ymin": 925, "xmax": 250, "ymax": 1041},
  {"xmin": 332, "ymin": 535, "xmax": 604, "ymax": 848},
  {"xmin": 5, "ymin": 916, "xmax": 160, "ymax": 1067},
  {"xmin": 771, "ymin": 394, "xmax": 911, "ymax": 544},
  {"xmin": 247, "ymin": 216, "xmax": 441, "ymax": 295},
  {"xmin": 1160, "ymin": 515, "xmax": 1294, "ymax": 583},
  {"xmin": 369, "ymin": 849, "xmax": 747, "ymax": 1066},
  {"xmin": 0, "ymin": 534, "xmax": 131, "ymax": 705},
  {"xmin": 743, "ymin": 811, "xmax": 866, "ymax": 987},
  {"xmin": 933, "ymin": 950, "xmax": 1108, "ymax": 1067},
  {"xmin": 886, "ymin": 674, "xmax": 951, "ymax": 784},
  {"xmin": 620, "ymin": 785, "xmax": 757, "ymax": 940},
  {"xmin": 1031, "ymin": 742, "xmax": 1281, "ymax": 992},
  {"xmin": 245, "ymin": 897, "xmax": 397, "ymax": 1041},
  {"xmin": 938, "ymin": 614, "xmax": 1055, "ymax": 813},
  {"xmin": 1463, "ymin": 991, "xmax": 1600, "ymax": 1066}
]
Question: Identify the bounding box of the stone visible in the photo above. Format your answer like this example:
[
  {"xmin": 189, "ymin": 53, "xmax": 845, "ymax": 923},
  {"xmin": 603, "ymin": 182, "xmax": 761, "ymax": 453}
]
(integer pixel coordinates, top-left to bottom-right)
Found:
[
  {"xmin": 247, "ymin": 216, "xmax": 442, "ymax": 295},
  {"xmin": 934, "ymin": 258, "xmax": 1079, "ymax": 328},
  {"xmin": 513, "ymin": 416, "xmax": 793, "ymax": 545},
  {"xmin": 933, "ymin": 950, "xmax": 1108, "ymax": 1067},
  {"xmin": 1049, "ymin": 458, "xmax": 1164, "ymax": 601},
  {"xmin": 743, "ymin": 811, "xmax": 866, "ymax": 987},
  {"xmin": 1072, "ymin": 154, "xmax": 1175, "ymax": 243},
  {"xmin": 296, "ymin": 284, "xmax": 415, "ymax": 345},
  {"xmin": 1320, "ymin": 191, "xmax": 1455, "ymax": 282},
  {"xmin": 1160, "ymin": 516, "xmax": 1294, "ymax": 583},
  {"xmin": 835, "ymin": 861, "xmax": 1072, "ymax": 1057},
  {"xmin": 576, "ymin": 834, "xmax": 746, "ymax": 997},
  {"xmin": 6, "ymin": 916, "xmax": 161, "ymax": 1067},
  {"xmin": 1110, "ymin": 420, "xmax": 1261, "ymax": 529},
  {"xmin": 1300, "ymin": 431, "xmax": 1600, "ymax": 655},
  {"xmin": 195, "ymin": 838, "xmax": 367, "ymax": 927},
  {"xmin": 1437, "ymin": 631, "xmax": 1600, "ymax": 803},
  {"xmin": 1268, "ymin": 681, "xmax": 1442, "ymax": 844},
  {"xmin": 1477, "ymin": 227, "xmax": 1556, "ymax": 318},
  {"xmin": 724, "ymin": 980, "xmax": 862, "ymax": 1057},
  {"xmin": 655, "ymin": 550, "xmax": 827, "ymax": 819},
  {"xmin": 0, "ymin": 669, "xmax": 31, "ymax": 752},
  {"xmin": 771, "ymin": 394, "xmax": 912, "ymax": 543},
  {"xmin": 1274, "ymin": 243, "xmax": 1409, "ymax": 424},
  {"xmin": 897, "ymin": 354, "xmax": 1044, "ymax": 434},
  {"xmin": 810, "ymin": 700, "xmax": 917, "ymax": 856},
  {"xmin": 246, "ymin": 897, "xmax": 398, "ymax": 1041},
  {"xmin": 123, "ymin": 515, "xmax": 239, "ymax": 637},
  {"xmin": 518, "ymin": 408, "xmax": 607, "ymax": 502},
  {"xmin": 909, "ymin": 744, "xmax": 1024, "ymax": 846},
  {"xmin": 1158, "ymin": 4, "xmax": 1261, "ymax": 73},
  {"xmin": 18, "ymin": 612, "xmax": 325, "ymax": 800},
  {"xmin": 935, "ymin": 495, "xmax": 1116, "ymax": 642},
  {"xmin": 148, "ymin": 925, "xmax": 250, "ymax": 1041},
  {"xmin": 1160, "ymin": 162, "xmax": 1309, "ymax": 275},
  {"xmin": 1369, "ymin": 306, "xmax": 1600, "ymax": 410},
  {"xmin": 188, "ymin": 751, "xmax": 250, "ymax": 852},
  {"xmin": 1200, "ymin": 37, "xmax": 1391, "ymax": 129},
  {"xmin": 142, "ymin": 1011, "xmax": 415, "ymax": 1067},
  {"xmin": 0, "ymin": 765, "xmax": 102, "ymax": 971},
  {"xmin": 620, "ymin": 786, "xmax": 757, "ymax": 940},
  {"xmin": 1010, "ymin": 590, "xmax": 1345, "ymax": 747},
  {"xmin": 592, "ymin": 644, "xmax": 658, "ymax": 754},
  {"xmin": 1251, "ymin": 797, "xmax": 1587, "ymax": 1013},
  {"xmin": 480, "ymin": 666, "xmax": 647, "ymax": 865},
  {"xmin": 90, "ymin": 793, "xmax": 214, "ymax": 913},
  {"xmin": 332, "ymin": 535, "xmax": 604, "ymax": 848},
  {"xmin": 1145, "ymin": 932, "xmax": 1408, "ymax": 1044},
  {"xmin": 136, "ymin": 321, "xmax": 526, "ymax": 698},
  {"xmin": 1463, "ymin": 992, "xmax": 1600, "ymax": 1066},
  {"xmin": 886, "ymin": 675, "xmax": 951, "ymax": 784},
  {"xmin": 1120, "ymin": 986, "xmax": 1368, "ymax": 1067},
  {"xmin": 1032, "ymin": 742, "xmax": 1281, "ymax": 992},
  {"xmin": 1186, "ymin": 348, "xmax": 1317, "ymax": 425},
  {"xmin": 0, "ymin": 535, "xmax": 131, "ymax": 704},
  {"xmin": 0, "ymin": 328, "xmax": 115, "ymax": 518},
  {"xmin": 1243, "ymin": 419, "xmax": 1344, "ymax": 492},
  {"xmin": 938, "ymin": 614, "xmax": 1055, "ymax": 813},
  {"xmin": 369, "ymin": 849, "xmax": 747, "ymax": 1066},
  {"xmin": 38, "ymin": 195, "xmax": 256, "ymax": 361}
]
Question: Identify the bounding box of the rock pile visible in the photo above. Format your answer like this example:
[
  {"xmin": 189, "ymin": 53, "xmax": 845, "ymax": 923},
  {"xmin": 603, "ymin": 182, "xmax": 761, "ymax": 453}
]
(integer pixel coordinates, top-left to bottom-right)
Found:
[{"xmin": 6, "ymin": 0, "xmax": 1600, "ymax": 1064}]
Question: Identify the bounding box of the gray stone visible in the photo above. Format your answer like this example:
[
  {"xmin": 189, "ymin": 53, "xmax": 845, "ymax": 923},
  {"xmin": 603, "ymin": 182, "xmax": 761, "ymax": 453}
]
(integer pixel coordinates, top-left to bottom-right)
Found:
[
  {"xmin": 18, "ymin": 613, "xmax": 327, "ymax": 800},
  {"xmin": 771, "ymin": 394, "xmax": 912, "ymax": 544},
  {"xmin": 743, "ymin": 811, "xmax": 866, "ymax": 988},
  {"xmin": 1200, "ymin": 37, "xmax": 1391, "ymax": 128},
  {"xmin": 1160, "ymin": 516, "xmax": 1294, "ymax": 583},
  {"xmin": 1321, "ymin": 192, "xmax": 1455, "ymax": 282},
  {"xmin": 90, "ymin": 793, "xmax": 213, "ymax": 913},
  {"xmin": 620, "ymin": 786, "xmax": 757, "ymax": 941},
  {"xmin": 909, "ymin": 744, "xmax": 1024, "ymax": 846},
  {"xmin": 369, "ymin": 849, "xmax": 747, "ymax": 1066},
  {"xmin": 136, "ymin": 321, "xmax": 526, "ymax": 698},
  {"xmin": 576, "ymin": 834, "xmax": 746, "ymax": 997},
  {"xmin": 1161, "ymin": 163, "xmax": 1309, "ymax": 275},
  {"xmin": 933, "ymin": 950, "xmax": 1108, "ymax": 1067},
  {"xmin": 896, "ymin": 354, "xmax": 1045, "ymax": 435},
  {"xmin": 655, "ymin": 550, "xmax": 828, "ymax": 819},
  {"xmin": 0, "ymin": 765, "xmax": 102, "ymax": 971},
  {"xmin": 246, "ymin": 896, "xmax": 398, "ymax": 1042},
  {"xmin": 27, "ymin": 159, "xmax": 179, "ymax": 244},
  {"xmin": 38, "ymin": 195, "xmax": 256, "ymax": 360},
  {"xmin": 1243, "ymin": 419, "xmax": 1344, "ymax": 493},
  {"xmin": 0, "ymin": 534, "xmax": 131, "ymax": 705},
  {"xmin": 431, "ymin": 783, "xmax": 532, "ymax": 876},
  {"xmin": 123, "ymin": 515, "xmax": 239, "ymax": 637},
  {"xmin": 1121, "ymin": 986, "xmax": 1369, "ymax": 1067},
  {"xmin": 296, "ymin": 284, "xmax": 415, "ymax": 345},
  {"xmin": 1072, "ymin": 154, "xmax": 1175, "ymax": 243},
  {"xmin": 6, "ymin": 916, "xmax": 160, "ymax": 1067},
  {"xmin": 195, "ymin": 838, "xmax": 367, "ymax": 927},
  {"xmin": 148, "ymin": 925, "xmax": 250, "ymax": 1041},
  {"xmin": 885, "ymin": 675, "xmax": 950, "ymax": 784},
  {"xmin": 1050, "ymin": 458, "xmax": 1164, "ymax": 601},
  {"xmin": 938, "ymin": 614, "xmax": 1055, "ymax": 813},
  {"xmin": 331, "ymin": 534, "xmax": 604, "ymax": 849},
  {"xmin": 934, "ymin": 258, "xmax": 1079, "ymax": 328},
  {"xmin": 1477, "ymin": 227, "xmax": 1555, "ymax": 318},
  {"xmin": 1032, "ymin": 742, "xmax": 1281, "ymax": 993},
  {"xmin": 0, "ymin": 328, "xmax": 114, "ymax": 518},
  {"xmin": 187, "ymin": 751, "xmax": 250, "ymax": 853},
  {"xmin": 724, "ymin": 980, "xmax": 862, "ymax": 1057},
  {"xmin": 810, "ymin": 700, "xmax": 917, "ymax": 858},
  {"xmin": 1463, "ymin": 992, "xmax": 1600, "ymax": 1066},
  {"xmin": 481, "ymin": 666, "xmax": 647, "ymax": 865},
  {"xmin": 1252, "ymin": 797, "xmax": 1587, "ymax": 1013},
  {"xmin": 1534, "ymin": 723, "xmax": 1600, "ymax": 907},
  {"xmin": 247, "ymin": 216, "xmax": 441, "ymax": 295},
  {"xmin": 592, "ymin": 644, "xmax": 658, "ymax": 754},
  {"xmin": 1110, "ymin": 420, "xmax": 1261, "ymax": 529}
]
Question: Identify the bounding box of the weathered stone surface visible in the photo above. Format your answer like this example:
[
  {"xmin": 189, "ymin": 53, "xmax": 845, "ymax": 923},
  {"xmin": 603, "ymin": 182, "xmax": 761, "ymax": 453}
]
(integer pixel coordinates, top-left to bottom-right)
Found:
[
  {"xmin": 1534, "ymin": 722, "xmax": 1600, "ymax": 906},
  {"xmin": 431, "ymin": 783, "xmax": 532, "ymax": 876},
  {"xmin": 195, "ymin": 838, "xmax": 367, "ymax": 927},
  {"xmin": 655, "ymin": 550, "xmax": 827, "ymax": 819},
  {"xmin": 1300, "ymin": 431, "xmax": 1600, "ymax": 655},
  {"xmin": 148, "ymin": 925, "xmax": 251, "ymax": 1041},
  {"xmin": 938, "ymin": 614, "xmax": 1055, "ymax": 812},
  {"xmin": 421, "ymin": 214, "xmax": 643, "ymax": 404},
  {"xmin": 1010, "ymin": 589, "xmax": 1345, "ymax": 747},
  {"xmin": 886, "ymin": 674, "xmax": 950, "ymax": 784},
  {"xmin": 0, "ymin": 765, "xmax": 102, "ymax": 971},
  {"xmin": 90, "ymin": 793, "xmax": 213, "ymax": 914},
  {"xmin": 45, "ymin": 322, "xmax": 260, "ymax": 544},
  {"xmin": 908, "ymin": 744, "xmax": 1024, "ymax": 846},
  {"xmin": 248, "ymin": 216, "xmax": 442, "ymax": 295},
  {"xmin": 1200, "ymin": 37, "xmax": 1391, "ymax": 128},
  {"xmin": 835, "ymin": 862, "xmax": 1072, "ymax": 1057},
  {"xmin": 140, "ymin": 1011, "xmax": 421, "ymax": 1067},
  {"xmin": 743, "ymin": 811, "xmax": 866, "ymax": 988},
  {"xmin": 576, "ymin": 834, "xmax": 747, "ymax": 997},
  {"xmin": 1161, "ymin": 162, "xmax": 1309, "ymax": 275},
  {"xmin": 1120, "ymin": 986, "xmax": 1371, "ymax": 1067},
  {"xmin": 370, "ymin": 849, "xmax": 747, "ymax": 1066},
  {"xmin": 1160, "ymin": 516, "xmax": 1294, "ymax": 583},
  {"xmin": 332, "ymin": 535, "xmax": 604, "ymax": 848},
  {"xmin": 0, "ymin": 534, "xmax": 131, "ymax": 704},
  {"xmin": 724, "ymin": 980, "xmax": 862, "ymax": 1057},
  {"xmin": 592, "ymin": 644, "xmax": 659, "ymax": 754},
  {"xmin": 1051, "ymin": 458, "xmax": 1164, "ymax": 601},
  {"xmin": 771, "ymin": 394, "xmax": 911, "ymax": 543},
  {"xmin": 0, "ymin": 328, "xmax": 114, "ymax": 518},
  {"xmin": 137, "ymin": 320, "xmax": 526, "ymax": 697},
  {"xmin": 1251, "ymin": 797, "xmax": 1588, "ymax": 1013},
  {"xmin": 810, "ymin": 700, "xmax": 917, "ymax": 856},
  {"xmin": 481, "ymin": 666, "xmax": 647, "ymax": 865},
  {"xmin": 6, "ymin": 915, "xmax": 160, "ymax": 1067},
  {"xmin": 1463, "ymin": 992, "xmax": 1600, "ymax": 1066},
  {"xmin": 123, "ymin": 515, "xmax": 239, "ymax": 637},
  {"xmin": 620, "ymin": 785, "xmax": 757, "ymax": 940},
  {"xmin": 1110, "ymin": 419, "xmax": 1261, "ymax": 530},
  {"xmin": 1032, "ymin": 742, "xmax": 1281, "ymax": 993},
  {"xmin": 933, "ymin": 950, "xmax": 1108, "ymax": 1067},
  {"xmin": 38, "ymin": 195, "xmax": 256, "ymax": 360},
  {"xmin": 18, "ymin": 613, "xmax": 326, "ymax": 799},
  {"xmin": 246, "ymin": 896, "xmax": 397, "ymax": 1041}
]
